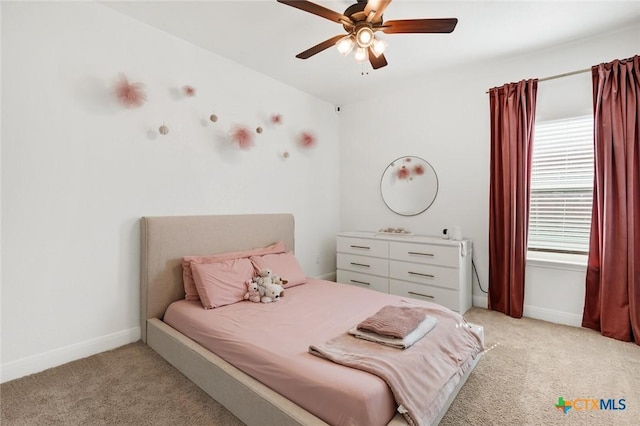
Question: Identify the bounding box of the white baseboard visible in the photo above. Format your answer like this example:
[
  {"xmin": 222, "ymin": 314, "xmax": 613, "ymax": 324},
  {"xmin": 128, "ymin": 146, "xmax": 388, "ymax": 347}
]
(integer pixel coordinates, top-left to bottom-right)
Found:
[
  {"xmin": 1, "ymin": 327, "xmax": 140, "ymax": 383},
  {"xmin": 315, "ymin": 272, "xmax": 337, "ymax": 282},
  {"xmin": 473, "ymin": 294, "xmax": 488, "ymax": 309},
  {"xmin": 471, "ymin": 294, "xmax": 582, "ymax": 327},
  {"xmin": 523, "ymin": 305, "xmax": 582, "ymax": 327}
]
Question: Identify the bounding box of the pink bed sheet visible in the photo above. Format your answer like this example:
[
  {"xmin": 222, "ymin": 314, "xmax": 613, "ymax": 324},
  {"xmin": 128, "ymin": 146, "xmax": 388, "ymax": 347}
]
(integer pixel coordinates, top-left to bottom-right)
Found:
[{"xmin": 163, "ymin": 279, "xmax": 470, "ymax": 426}]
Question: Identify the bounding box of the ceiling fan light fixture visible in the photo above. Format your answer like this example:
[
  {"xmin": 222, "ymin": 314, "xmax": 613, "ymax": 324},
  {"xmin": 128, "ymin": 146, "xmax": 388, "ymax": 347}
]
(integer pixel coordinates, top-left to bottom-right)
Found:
[
  {"xmin": 336, "ymin": 35, "xmax": 356, "ymax": 56},
  {"xmin": 276, "ymin": 0, "xmax": 459, "ymax": 70},
  {"xmin": 354, "ymin": 46, "xmax": 368, "ymax": 63},
  {"xmin": 355, "ymin": 26, "xmax": 374, "ymax": 48},
  {"xmin": 371, "ymin": 38, "xmax": 387, "ymax": 57}
]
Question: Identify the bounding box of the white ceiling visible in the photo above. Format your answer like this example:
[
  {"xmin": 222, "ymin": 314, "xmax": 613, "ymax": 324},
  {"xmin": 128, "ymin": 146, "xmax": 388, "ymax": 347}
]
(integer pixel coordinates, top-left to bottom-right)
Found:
[{"xmin": 102, "ymin": 0, "xmax": 640, "ymax": 105}]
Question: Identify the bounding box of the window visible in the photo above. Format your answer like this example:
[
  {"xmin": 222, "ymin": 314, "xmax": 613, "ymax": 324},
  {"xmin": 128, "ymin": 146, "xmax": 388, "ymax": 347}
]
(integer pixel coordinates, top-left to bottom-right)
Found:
[{"xmin": 528, "ymin": 115, "xmax": 594, "ymax": 254}]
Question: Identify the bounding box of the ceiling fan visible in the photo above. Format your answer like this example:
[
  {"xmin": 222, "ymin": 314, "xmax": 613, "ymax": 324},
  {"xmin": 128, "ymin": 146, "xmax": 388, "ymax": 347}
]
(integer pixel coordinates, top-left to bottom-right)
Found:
[{"xmin": 276, "ymin": 0, "xmax": 458, "ymax": 70}]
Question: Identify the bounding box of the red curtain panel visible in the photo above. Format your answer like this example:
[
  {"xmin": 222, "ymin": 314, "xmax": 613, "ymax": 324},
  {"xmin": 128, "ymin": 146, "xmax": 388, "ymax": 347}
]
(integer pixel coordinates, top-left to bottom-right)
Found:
[
  {"xmin": 488, "ymin": 80, "xmax": 538, "ymax": 318},
  {"xmin": 583, "ymin": 56, "xmax": 640, "ymax": 344}
]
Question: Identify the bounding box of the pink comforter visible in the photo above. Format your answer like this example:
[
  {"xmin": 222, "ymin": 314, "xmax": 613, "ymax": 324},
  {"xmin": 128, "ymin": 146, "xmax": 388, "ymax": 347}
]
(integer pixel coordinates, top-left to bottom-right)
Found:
[{"xmin": 163, "ymin": 279, "xmax": 482, "ymax": 426}]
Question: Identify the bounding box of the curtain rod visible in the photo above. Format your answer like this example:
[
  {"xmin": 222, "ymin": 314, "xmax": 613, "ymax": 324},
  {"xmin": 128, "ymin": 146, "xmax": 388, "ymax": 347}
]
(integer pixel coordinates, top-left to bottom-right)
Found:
[
  {"xmin": 485, "ymin": 67, "xmax": 591, "ymax": 93},
  {"xmin": 538, "ymin": 67, "xmax": 591, "ymax": 82}
]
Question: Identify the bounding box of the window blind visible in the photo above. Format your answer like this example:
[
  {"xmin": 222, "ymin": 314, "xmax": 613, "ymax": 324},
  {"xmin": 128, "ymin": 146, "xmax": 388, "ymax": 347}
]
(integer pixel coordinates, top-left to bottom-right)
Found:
[{"xmin": 528, "ymin": 115, "xmax": 594, "ymax": 253}]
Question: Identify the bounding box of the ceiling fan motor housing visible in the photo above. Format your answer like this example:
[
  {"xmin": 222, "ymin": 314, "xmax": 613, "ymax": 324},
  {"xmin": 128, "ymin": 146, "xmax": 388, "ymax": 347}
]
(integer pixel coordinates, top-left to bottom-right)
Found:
[{"xmin": 343, "ymin": 1, "xmax": 383, "ymax": 32}]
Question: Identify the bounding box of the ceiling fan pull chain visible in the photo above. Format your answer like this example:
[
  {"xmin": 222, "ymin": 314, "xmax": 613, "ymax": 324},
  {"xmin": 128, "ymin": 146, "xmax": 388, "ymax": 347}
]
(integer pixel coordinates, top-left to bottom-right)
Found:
[{"xmin": 361, "ymin": 62, "xmax": 369, "ymax": 76}]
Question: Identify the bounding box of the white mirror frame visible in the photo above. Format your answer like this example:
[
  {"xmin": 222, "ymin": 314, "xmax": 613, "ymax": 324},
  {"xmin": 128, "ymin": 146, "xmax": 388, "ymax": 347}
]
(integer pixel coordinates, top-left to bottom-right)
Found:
[{"xmin": 380, "ymin": 156, "xmax": 438, "ymax": 216}]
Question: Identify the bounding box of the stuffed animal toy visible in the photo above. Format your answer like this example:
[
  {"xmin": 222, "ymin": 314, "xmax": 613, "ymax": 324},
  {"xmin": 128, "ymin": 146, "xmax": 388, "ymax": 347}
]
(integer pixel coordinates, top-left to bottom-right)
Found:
[
  {"xmin": 256, "ymin": 269, "xmax": 274, "ymax": 287},
  {"xmin": 243, "ymin": 279, "xmax": 261, "ymax": 303},
  {"xmin": 257, "ymin": 268, "xmax": 288, "ymax": 287},
  {"xmin": 272, "ymin": 275, "xmax": 288, "ymax": 286},
  {"xmin": 261, "ymin": 282, "xmax": 284, "ymax": 303}
]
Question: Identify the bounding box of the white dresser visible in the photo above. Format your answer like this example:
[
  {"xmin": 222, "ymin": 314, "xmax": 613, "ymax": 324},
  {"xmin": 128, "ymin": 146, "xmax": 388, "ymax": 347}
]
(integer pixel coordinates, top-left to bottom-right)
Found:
[{"xmin": 336, "ymin": 231, "xmax": 472, "ymax": 314}]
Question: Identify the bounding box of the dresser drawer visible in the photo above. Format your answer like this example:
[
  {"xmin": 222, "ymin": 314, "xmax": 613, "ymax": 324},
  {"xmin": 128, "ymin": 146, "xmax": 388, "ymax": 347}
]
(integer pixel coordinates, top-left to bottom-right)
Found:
[
  {"xmin": 337, "ymin": 270, "xmax": 389, "ymax": 293},
  {"xmin": 337, "ymin": 237, "xmax": 388, "ymax": 258},
  {"xmin": 389, "ymin": 260, "xmax": 459, "ymax": 290},
  {"xmin": 389, "ymin": 241, "xmax": 459, "ymax": 268},
  {"xmin": 390, "ymin": 280, "xmax": 460, "ymax": 312},
  {"xmin": 337, "ymin": 253, "xmax": 389, "ymax": 276}
]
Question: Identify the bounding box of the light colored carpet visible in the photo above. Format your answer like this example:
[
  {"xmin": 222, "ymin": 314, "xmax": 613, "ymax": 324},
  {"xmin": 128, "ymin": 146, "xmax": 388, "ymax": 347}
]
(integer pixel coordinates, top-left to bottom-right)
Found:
[
  {"xmin": 445, "ymin": 308, "xmax": 639, "ymax": 425},
  {"xmin": 2, "ymin": 307, "xmax": 639, "ymax": 425}
]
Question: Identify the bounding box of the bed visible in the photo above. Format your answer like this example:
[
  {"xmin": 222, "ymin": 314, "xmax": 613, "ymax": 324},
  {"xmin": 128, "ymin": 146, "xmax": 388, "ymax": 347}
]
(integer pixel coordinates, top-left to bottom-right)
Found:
[{"xmin": 140, "ymin": 214, "xmax": 483, "ymax": 426}]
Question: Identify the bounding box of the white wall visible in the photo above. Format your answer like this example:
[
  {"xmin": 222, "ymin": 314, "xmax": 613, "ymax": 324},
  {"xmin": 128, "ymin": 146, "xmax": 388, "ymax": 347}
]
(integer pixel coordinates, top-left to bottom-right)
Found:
[
  {"xmin": 1, "ymin": 2, "xmax": 340, "ymax": 381},
  {"xmin": 2, "ymin": 2, "xmax": 638, "ymax": 384},
  {"xmin": 339, "ymin": 25, "xmax": 640, "ymax": 326}
]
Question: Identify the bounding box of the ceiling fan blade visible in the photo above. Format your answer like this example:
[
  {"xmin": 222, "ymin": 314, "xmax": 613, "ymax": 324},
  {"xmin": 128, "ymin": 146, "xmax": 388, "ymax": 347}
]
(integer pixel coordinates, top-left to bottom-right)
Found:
[
  {"xmin": 368, "ymin": 48, "xmax": 388, "ymax": 70},
  {"xmin": 295, "ymin": 35, "xmax": 345, "ymax": 59},
  {"xmin": 380, "ymin": 18, "xmax": 458, "ymax": 34},
  {"xmin": 364, "ymin": 0, "xmax": 391, "ymax": 23},
  {"xmin": 277, "ymin": 0, "xmax": 352, "ymax": 25}
]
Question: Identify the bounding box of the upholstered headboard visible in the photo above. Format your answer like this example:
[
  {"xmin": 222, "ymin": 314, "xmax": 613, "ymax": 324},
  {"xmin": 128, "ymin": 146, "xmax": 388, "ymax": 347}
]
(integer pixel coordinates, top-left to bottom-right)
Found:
[{"xmin": 140, "ymin": 214, "xmax": 295, "ymax": 342}]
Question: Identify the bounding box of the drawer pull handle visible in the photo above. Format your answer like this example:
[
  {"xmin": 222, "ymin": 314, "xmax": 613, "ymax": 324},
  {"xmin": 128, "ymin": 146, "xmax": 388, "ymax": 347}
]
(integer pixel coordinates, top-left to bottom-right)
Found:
[
  {"xmin": 350, "ymin": 245, "xmax": 371, "ymax": 250},
  {"xmin": 350, "ymin": 279, "xmax": 370, "ymax": 286},
  {"xmin": 408, "ymin": 271, "xmax": 435, "ymax": 278},
  {"xmin": 409, "ymin": 291, "xmax": 435, "ymax": 299},
  {"xmin": 350, "ymin": 262, "xmax": 370, "ymax": 268},
  {"xmin": 408, "ymin": 251, "xmax": 434, "ymax": 257}
]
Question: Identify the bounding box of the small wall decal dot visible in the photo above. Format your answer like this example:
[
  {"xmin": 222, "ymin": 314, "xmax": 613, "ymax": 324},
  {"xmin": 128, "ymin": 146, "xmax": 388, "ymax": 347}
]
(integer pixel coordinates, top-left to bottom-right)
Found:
[
  {"xmin": 256, "ymin": 126, "xmax": 263, "ymax": 134},
  {"xmin": 159, "ymin": 124, "xmax": 170, "ymax": 135},
  {"xmin": 210, "ymin": 114, "xmax": 218, "ymax": 122}
]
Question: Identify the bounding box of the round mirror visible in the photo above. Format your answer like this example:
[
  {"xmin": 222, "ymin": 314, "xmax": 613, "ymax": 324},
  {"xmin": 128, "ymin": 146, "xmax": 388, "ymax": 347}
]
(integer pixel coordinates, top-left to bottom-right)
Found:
[{"xmin": 380, "ymin": 156, "xmax": 438, "ymax": 216}]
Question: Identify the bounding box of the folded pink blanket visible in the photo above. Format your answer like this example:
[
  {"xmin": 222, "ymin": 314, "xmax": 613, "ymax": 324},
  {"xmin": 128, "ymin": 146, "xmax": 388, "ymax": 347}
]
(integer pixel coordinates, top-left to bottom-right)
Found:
[
  {"xmin": 310, "ymin": 303, "xmax": 485, "ymax": 426},
  {"xmin": 357, "ymin": 305, "xmax": 428, "ymax": 338},
  {"xmin": 350, "ymin": 315, "xmax": 437, "ymax": 349}
]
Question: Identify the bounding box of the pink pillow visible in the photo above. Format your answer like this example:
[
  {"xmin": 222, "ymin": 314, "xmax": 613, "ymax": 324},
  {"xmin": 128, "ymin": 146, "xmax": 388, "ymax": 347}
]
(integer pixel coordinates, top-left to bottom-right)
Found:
[
  {"xmin": 250, "ymin": 251, "xmax": 307, "ymax": 288},
  {"xmin": 182, "ymin": 241, "xmax": 286, "ymax": 301},
  {"xmin": 191, "ymin": 258, "xmax": 255, "ymax": 309}
]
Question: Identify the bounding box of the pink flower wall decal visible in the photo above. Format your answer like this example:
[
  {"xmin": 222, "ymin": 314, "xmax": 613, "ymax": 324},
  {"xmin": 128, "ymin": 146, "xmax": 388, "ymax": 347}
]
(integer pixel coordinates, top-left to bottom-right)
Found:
[
  {"xmin": 413, "ymin": 164, "xmax": 425, "ymax": 176},
  {"xmin": 271, "ymin": 114, "xmax": 282, "ymax": 125},
  {"xmin": 299, "ymin": 131, "xmax": 316, "ymax": 148},
  {"xmin": 183, "ymin": 85, "xmax": 196, "ymax": 97},
  {"xmin": 114, "ymin": 74, "xmax": 147, "ymax": 108},
  {"xmin": 396, "ymin": 166, "xmax": 410, "ymax": 180},
  {"xmin": 231, "ymin": 125, "xmax": 254, "ymax": 150}
]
